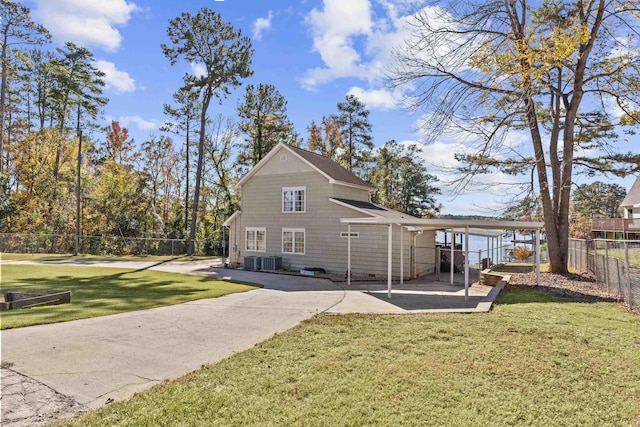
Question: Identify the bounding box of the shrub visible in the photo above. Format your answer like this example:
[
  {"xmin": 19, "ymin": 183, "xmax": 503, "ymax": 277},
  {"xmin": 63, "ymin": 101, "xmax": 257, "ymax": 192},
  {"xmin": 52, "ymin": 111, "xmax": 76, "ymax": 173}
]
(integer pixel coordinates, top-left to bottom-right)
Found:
[{"xmin": 513, "ymin": 246, "xmax": 533, "ymax": 261}]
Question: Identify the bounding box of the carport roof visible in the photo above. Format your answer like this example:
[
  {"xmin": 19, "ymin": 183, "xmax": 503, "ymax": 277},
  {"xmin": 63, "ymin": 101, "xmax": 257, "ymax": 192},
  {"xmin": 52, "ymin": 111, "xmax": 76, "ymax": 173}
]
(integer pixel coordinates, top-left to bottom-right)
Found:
[{"xmin": 340, "ymin": 217, "xmax": 543, "ymax": 231}]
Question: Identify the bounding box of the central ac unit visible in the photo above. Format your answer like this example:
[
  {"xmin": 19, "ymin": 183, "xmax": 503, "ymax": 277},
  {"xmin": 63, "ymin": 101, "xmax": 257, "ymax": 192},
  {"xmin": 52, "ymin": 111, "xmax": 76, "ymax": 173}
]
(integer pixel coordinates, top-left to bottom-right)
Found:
[
  {"xmin": 244, "ymin": 256, "xmax": 261, "ymax": 271},
  {"xmin": 261, "ymin": 256, "xmax": 282, "ymax": 271}
]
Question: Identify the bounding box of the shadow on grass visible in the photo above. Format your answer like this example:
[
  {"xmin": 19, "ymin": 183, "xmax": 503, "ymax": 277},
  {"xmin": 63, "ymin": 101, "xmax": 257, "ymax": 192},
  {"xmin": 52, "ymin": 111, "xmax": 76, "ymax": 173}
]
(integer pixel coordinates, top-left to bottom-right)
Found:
[
  {"xmin": 1, "ymin": 253, "xmax": 217, "ymax": 263},
  {"xmin": 0, "ymin": 265, "xmax": 256, "ymax": 329},
  {"xmin": 366, "ymin": 292, "xmax": 485, "ymax": 311}
]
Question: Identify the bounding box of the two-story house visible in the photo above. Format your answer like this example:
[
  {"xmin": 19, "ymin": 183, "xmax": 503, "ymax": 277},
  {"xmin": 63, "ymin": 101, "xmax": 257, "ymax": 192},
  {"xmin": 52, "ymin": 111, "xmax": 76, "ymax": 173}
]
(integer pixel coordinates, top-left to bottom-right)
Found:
[
  {"xmin": 224, "ymin": 143, "xmax": 436, "ymax": 279},
  {"xmin": 591, "ymin": 175, "xmax": 640, "ymax": 239}
]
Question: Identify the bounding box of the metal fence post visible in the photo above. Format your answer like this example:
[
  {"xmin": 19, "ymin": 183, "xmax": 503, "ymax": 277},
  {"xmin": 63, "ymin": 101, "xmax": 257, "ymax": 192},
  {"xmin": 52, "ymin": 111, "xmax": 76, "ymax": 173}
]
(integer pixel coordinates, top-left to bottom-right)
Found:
[
  {"xmin": 436, "ymin": 246, "xmax": 441, "ymax": 281},
  {"xmin": 594, "ymin": 240, "xmax": 598, "ymax": 279},
  {"xmin": 616, "ymin": 258, "xmax": 622, "ymax": 298},
  {"xmin": 585, "ymin": 240, "xmax": 589, "ymax": 272},
  {"xmin": 604, "ymin": 240, "xmax": 610, "ymax": 294},
  {"xmin": 625, "ymin": 241, "xmax": 631, "ymax": 307}
]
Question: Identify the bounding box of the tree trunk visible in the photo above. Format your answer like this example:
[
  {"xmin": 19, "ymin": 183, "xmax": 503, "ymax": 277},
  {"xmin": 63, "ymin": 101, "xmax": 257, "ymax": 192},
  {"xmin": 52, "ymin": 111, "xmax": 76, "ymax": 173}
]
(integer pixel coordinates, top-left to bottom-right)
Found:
[
  {"xmin": 522, "ymin": 76, "xmax": 568, "ymax": 275},
  {"xmin": 188, "ymin": 91, "xmax": 211, "ymax": 255},
  {"xmin": 185, "ymin": 119, "xmax": 190, "ymax": 229},
  {"xmin": 0, "ymin": 28, "xmax": 9, "ymax": 174}
]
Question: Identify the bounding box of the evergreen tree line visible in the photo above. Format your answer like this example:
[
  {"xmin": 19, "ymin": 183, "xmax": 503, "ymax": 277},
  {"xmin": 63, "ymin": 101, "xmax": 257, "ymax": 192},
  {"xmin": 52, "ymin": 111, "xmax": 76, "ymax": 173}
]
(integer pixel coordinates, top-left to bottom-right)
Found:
[{"xmin": 0, "ymin": 3, "xmax": 441, "ymax": 254}]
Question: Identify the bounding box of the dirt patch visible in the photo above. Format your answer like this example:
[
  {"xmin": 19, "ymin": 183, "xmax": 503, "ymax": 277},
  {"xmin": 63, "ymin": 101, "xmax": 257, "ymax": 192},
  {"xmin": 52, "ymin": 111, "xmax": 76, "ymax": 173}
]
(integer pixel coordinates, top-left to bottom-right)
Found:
[{"xmin": 1, "ymin": 368, "xmax": 87, "ymax": 427}]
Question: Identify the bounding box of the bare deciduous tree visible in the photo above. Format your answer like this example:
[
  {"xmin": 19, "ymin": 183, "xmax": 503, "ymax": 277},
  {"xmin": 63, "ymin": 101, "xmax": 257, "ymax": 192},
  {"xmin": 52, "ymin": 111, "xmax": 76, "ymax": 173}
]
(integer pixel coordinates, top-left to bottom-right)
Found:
[{"xmin": 389, "ymin": 0, "xmax": 640, "ymax": 274}]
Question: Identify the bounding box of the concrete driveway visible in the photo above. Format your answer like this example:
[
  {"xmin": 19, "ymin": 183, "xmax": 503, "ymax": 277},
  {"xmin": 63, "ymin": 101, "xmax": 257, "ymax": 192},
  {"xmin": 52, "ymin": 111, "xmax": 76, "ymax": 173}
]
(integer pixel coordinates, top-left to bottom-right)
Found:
[
  {"xmin": 1, "ymin": 260, "xmax": 345, "ymax": 425},
  {"xmin": 1, "ymin": 259, "xmax": 504, "ymax": 426}
]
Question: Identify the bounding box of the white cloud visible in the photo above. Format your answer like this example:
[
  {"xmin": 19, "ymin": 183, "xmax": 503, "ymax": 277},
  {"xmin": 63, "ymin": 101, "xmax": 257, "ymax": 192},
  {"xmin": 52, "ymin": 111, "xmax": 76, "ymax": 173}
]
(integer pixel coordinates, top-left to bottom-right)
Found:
[
  {"xmin": 32, "ymin": 0, "xmax": 139, "ymax": 52},
  {"xmin": 190, "ymin": 63, "xmax": 207, "ymax": 78},
  {"xmin": 604, "ymin": 96, "xmax": 627, "ymax": 121},
  {"xmin": 253, "ymin": 10, "xmax": 273, "ymax": 41},
  {"xmin": 301, "ymin": 0, "xmax": 468, "ymax": 106},
  {"xmin": 93, "ymin": 60, "xmax": 135, "ymax": 93},
  {"xmin": 402, "ymin": 139, "xmax": 522, "ymax": 202},
  {"xmin": 301, "ymin": 1, "xmax": 438, "ymax": 88},
  {"xmin": 302, "ymin": 0, "xmax": 374, "ymax": 89},
  {"xmin": 347, "ymin": 86, "xmax": 399, "ymax": 110},
  {"xmin": 118, "ymin": 115, "xmax": 157, "ymax": 131}
]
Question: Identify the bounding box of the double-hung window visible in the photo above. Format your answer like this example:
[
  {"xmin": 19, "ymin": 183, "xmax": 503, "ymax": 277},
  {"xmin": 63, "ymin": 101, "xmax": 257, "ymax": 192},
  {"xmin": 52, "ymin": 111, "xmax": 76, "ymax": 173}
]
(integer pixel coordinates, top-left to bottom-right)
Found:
[
  {"xmin": 245, "ymin": 227, "xmax": 266, "ymax": 252},
  {"xmin": 283, "ymin": 187, "xmax": 305, "ymax": 213},
  {"xmin": 282, "ymin": 228, "xmax": 305, "ymax": 254}
]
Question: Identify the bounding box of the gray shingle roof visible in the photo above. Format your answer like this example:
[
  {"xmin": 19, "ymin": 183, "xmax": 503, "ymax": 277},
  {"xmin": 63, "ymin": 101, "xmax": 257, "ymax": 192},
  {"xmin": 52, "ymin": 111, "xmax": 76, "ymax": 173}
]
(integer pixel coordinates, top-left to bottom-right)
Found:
[
  {"xmin": 331, "ymin": 198, "xmax": 385, "ymax": 211},
  {"xmin": 287, "ymin": 145, "xmax": 374, "ymax": 189},
  {"xmin": 330, "ymin": 198, "xmax": 419, "ymax": 219}
]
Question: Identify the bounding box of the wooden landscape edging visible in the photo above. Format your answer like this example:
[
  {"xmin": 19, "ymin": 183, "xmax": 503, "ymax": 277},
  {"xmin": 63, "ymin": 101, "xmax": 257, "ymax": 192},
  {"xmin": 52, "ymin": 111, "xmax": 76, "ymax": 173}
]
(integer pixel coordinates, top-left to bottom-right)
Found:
[{"xmin": 0, "ymin": 291, "xmax": 71, "ymax": 310}]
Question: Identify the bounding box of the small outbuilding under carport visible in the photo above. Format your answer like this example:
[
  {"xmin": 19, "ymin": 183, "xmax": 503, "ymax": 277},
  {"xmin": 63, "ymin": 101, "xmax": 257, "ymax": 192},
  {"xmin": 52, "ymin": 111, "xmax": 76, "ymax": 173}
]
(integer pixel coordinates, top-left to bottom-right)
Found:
[{"xmin": 340, "ymin": 217, "xmax": 545, "ymax": 299}]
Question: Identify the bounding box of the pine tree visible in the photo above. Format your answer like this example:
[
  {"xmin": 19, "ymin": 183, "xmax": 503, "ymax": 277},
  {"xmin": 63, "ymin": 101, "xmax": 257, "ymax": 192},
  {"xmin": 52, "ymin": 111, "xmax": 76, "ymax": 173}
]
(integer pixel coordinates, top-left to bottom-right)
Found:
[
  {"xmin": 236, "ymin": 83, "xmax": 299, "ymax": 170},
  {"xmin": 336, "ymin": 95, "xmax": 373, "ymax": 175},
  {"xmin": 162, "ymin": 8, "xmax": 253, "ymax": 255}
]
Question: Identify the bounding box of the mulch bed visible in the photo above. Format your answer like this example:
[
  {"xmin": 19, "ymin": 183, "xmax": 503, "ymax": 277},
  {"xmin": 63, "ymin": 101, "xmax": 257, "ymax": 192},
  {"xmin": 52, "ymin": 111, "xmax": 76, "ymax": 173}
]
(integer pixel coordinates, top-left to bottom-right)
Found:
[{"xmin": 506, "ymin": 271, "xmax": 620, "ymax": 303}]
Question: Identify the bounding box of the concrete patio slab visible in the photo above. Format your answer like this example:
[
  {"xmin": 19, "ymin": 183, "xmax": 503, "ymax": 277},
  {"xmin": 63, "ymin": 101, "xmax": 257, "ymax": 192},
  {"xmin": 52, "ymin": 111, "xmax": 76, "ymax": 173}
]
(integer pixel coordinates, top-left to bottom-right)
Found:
[{"xmin": 327, "ymin": 278, "xmax": 505, "ymax": 314}]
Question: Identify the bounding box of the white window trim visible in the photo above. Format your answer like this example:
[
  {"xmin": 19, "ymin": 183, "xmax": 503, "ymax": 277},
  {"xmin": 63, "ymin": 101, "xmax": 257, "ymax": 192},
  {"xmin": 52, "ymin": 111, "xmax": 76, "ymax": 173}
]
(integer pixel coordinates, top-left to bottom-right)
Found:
[
  {"xmin": 282, "ymin": 228, "xmax": 305, "ymax": 255},
  {"xmin": 282, "ymin": 186, "xmax": 306, "ymax": 213},
  {"xmin": 245, "ymin": 227, "xmax": 266, "ymax": 252},
  {"xmin": 340, "ymin": 231, "xmax": 360, "ymax": 238}
]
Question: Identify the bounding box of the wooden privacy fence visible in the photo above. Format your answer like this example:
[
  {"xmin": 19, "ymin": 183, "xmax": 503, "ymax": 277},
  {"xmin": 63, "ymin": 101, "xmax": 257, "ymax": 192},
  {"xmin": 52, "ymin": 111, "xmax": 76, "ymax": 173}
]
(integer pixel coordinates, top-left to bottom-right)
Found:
[{"xmin": 568, "ymin": 238, "xmax": 640, "ymax": 313}]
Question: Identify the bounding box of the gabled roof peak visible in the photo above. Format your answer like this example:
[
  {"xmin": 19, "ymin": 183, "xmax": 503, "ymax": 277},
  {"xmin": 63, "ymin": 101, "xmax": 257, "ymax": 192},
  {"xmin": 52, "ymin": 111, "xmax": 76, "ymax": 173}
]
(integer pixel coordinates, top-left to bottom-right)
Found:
[
  {"xmin": 620, "ymin": 175, "xmax": 640, "ymax": 208},
  {"xmin": 236, "ymin": 142, "xmax": 375, "ymax": 190}
]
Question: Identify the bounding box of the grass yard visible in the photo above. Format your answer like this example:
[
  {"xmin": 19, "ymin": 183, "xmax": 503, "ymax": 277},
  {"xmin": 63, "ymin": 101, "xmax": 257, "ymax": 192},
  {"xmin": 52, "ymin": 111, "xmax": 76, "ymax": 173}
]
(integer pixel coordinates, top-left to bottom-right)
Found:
[
  {"xmin": 0, "ymin": 265, "xmax": 256, "ymax": 329},
  {"xmin": 57, "ymin": 287, "xmax": 640, "ymax": 427},
  {"xmin": 607, "ymin": 248, "xmax": 640, "ymax": 267}
]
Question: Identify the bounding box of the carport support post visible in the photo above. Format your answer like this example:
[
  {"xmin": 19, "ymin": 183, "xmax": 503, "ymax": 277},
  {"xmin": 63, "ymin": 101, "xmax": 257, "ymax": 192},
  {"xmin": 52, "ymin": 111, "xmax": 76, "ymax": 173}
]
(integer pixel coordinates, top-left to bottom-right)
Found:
[
  {"xmin": 486, "ymin": 238, "xmax": 489, "ymax": 266},
  {"xmin": 535, "ymin": 228, "xmax": 541, "ymax": 286},
  {"xmin": 450, "ymin": 229, "xmax": 454, "ymax": 285},
  {"xmin": 347, "ymin": 224, "xmax": 351, "ymax": 286},
  {"xmin": 491, "ymin": 237, "xmax": 495, "ymax": 265},
  {"xmin": 464, "ymin": 226, "xmax": 469, "ymax": 301},
  {"xmin": 388, "ymin": 224, "xmax": 393, "ymax": 298}
]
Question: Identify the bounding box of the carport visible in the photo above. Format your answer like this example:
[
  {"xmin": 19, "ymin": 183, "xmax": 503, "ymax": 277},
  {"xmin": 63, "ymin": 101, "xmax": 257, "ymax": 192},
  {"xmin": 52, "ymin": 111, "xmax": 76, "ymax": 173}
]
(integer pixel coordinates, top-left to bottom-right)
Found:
[{"xmin": 340, "ymin": 217, "xmax": 544, "ymax": 299}]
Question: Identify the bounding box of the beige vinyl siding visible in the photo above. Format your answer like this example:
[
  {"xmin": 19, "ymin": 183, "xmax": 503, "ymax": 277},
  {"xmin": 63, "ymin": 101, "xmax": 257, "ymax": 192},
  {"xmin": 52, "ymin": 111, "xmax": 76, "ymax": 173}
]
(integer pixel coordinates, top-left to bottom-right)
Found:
[
  {"xmin": 413, "ymin": 230, "xmax": 436, "ymax": 277},
  {"xmin": 234, "ymin": 153, "xmax": 436, "ymax": 278},
  {"xmin": 344, "ymin": 224, "xmax": 415, "ymax": 279},
  {"xmin": 253, "ymin": 147, "xmax": 313, "ymax": 176}
]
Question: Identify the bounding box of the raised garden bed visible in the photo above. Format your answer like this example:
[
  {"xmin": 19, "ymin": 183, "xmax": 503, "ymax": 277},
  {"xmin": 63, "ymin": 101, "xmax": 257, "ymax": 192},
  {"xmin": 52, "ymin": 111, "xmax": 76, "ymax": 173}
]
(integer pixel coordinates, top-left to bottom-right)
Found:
[{"xmin": 0, "ymin": 290, "xmax": 71, "ymax": 311}]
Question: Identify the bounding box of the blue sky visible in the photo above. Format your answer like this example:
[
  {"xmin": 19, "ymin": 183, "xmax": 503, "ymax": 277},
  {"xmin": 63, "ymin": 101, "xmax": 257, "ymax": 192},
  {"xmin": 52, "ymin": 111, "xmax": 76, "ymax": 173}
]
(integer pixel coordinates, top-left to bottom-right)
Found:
[{"xmin": 24, "ymin": 0, "xmax": 638, "ymax": 215}]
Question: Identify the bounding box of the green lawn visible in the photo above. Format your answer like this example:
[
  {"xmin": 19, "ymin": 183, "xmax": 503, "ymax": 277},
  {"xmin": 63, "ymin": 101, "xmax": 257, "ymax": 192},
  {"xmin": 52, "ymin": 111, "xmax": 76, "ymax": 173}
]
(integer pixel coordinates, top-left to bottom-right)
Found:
[
  {"xmin": 57, "ymin": 287, "xmax": 640, "ymax": 427},
  {"xmin": 606, "ymin": 249, "xmax": 640, "ymax": 267},
  {"xmin": 0, "ymin": 252, "xmax": 216, "ymax": 262},
  {"xmin": 0, "ymin": 265, "xmax": 256, "ymax": 329}
]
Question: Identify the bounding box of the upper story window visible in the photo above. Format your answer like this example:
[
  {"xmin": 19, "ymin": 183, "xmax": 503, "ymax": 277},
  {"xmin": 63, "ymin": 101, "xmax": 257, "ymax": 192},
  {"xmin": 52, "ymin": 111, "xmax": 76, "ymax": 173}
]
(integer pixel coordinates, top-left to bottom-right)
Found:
[{"xmin": 283, "ymin": 186, "xmax": 305, "ymax": 213}]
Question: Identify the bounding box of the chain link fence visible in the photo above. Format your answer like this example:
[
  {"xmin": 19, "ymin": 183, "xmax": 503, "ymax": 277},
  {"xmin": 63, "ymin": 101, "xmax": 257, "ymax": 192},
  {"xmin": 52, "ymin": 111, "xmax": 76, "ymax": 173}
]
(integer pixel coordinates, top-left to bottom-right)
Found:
[
  {"xmin": 568, "ymin": 238, "xmax": 640, "ymax": 313},
  {"xmin": 0, "ymin": 233, "xmax": 225, "ymax": 257}
]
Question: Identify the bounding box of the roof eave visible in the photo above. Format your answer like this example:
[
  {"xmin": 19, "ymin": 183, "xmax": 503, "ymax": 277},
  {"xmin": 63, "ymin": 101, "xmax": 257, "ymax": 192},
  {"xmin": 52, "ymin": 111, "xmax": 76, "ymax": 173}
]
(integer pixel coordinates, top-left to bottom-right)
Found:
[
  {"xmin": 235, "ymin": 142, "xmax": 288, "ymax": 189},
  {"xmin": 328, "ymin": 179, "xmax": 375, "ymax": 192},
  {"xmin": 223, "ymin": 211, "xmax": 241, "ymax": 227},
  {"xmin": 329, "ymin": 198, "xmax": 378, "ymax": 217},
  {"xmin": 339, "ymin": 217, "xmax": 544, "ymax": 230}
]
